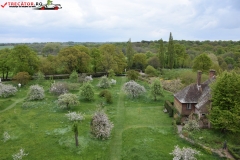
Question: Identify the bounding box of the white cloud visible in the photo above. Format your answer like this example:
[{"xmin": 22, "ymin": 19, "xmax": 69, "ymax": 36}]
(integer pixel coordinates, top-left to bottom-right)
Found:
[{"xmin": 0, "ymin": 0, "xmax": 240, "ymax": 42}]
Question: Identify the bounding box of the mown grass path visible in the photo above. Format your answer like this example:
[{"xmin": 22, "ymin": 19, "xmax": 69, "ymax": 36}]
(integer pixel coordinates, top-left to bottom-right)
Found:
[
  {"xmin": 109, "ymin": 77, "xmax": 126, "ymax": 160},
  {"xmin": 0, "ymin": 98, "xmax": 25, "ymax": 113}
]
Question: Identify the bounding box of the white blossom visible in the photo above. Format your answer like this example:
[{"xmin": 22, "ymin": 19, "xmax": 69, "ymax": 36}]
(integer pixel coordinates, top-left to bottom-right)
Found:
[
  {"xmin": 57, "ymin": 93, "xmax": 79, "ymax": 109},
  {"xmin": 3, "ymin": 131, "xmax": 10, "ymax": 142},
  {"xmin": 84, "ymin": 75, "xmax": 93, "ymax": 82},
  {"xmin": 183, "ymin": 120, "xmax": 200, "ymax": 132},
  {"xmin": 0, "ymin": 84, "xmax": 18, "ymax": 98},
  {"xmin": 170, "ymin": 145, "xmax": 200, "ymax": 160},
  {"xmin": 97, "ymin": 76, "xmax": 111, "ymax": 89},
  {"xmin": 12, "ymin": 148, "xmax": 28, "ymax": 160},
  {"xmin": 91, "ymin": 110, "xmax": 114, "ymax": 140},
  {"xmin": 65, "ymin": 111, "xmax": 84, "ymax": 122},
  {"xmin": 110, "ymin": 79, "xmax": 116, "ymax": 85},
  {"xmin": 50, "ymin": 82, "xmax": 68, "ymax": 95},
  {"xmin": 28, "ymin": 85, "xmax": 44, "ymax": 100},
  {"xmin": 123, "ymin": 80, "xmax": 146, "ymax": 98}
]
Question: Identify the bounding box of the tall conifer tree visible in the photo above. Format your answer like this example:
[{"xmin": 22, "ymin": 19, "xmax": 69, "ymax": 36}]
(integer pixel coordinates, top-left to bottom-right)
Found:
[
  {"xmin": 126, "ymin": 38, "xmax": 134, "ymax": 69},
  {"xmin": 158, "ymin": 39, "xmax": 165, "ymax": 68},
  {"xmin": 168, "ymin": 32, "xmax": 174, "ymax": 69}
]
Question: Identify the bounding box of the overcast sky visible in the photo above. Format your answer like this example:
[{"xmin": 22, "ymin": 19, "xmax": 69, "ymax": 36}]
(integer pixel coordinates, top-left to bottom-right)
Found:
[{"xmin": 0, "ymin": 0, "xmax": 240, "ymax": 42}]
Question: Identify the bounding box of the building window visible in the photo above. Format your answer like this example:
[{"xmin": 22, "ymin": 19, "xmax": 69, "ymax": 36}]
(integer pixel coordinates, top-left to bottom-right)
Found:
[{"xmin": 187, "ymin": 103, "xmax": 191, "ymax": 110}]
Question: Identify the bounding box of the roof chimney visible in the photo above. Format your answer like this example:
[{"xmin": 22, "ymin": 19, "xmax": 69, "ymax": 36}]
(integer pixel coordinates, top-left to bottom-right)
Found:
[
  {"xmin": 209, "ymin": 69, "xmax": 216, "ymax": 79},
  {"xmin": 197, "ymin": 70, "xmax": 202, "ymax": 86}
]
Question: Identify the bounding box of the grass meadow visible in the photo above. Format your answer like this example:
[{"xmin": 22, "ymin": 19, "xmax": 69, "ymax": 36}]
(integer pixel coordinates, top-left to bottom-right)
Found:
[{"xmin": 0, "ymin": 76, "xmax": 225, "ymax": 159}]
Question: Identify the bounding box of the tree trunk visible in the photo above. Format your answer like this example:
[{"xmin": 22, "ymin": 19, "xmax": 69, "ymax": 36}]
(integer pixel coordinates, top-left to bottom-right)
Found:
[
  {"xmin": 6, "ymin": 70, "xmax": 9, "ymax": 80},
  {"xmin": 75, "ymin": 132, "xmax": 79, "ymax": 146},
  {"xmin": 2, "ymin": 71, "xmax": 5, "ymax": 80}
]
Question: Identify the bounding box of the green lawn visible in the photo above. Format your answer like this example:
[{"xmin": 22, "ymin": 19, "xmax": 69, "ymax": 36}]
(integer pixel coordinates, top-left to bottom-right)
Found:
[{"xmin": 0, "ymin": 77, "xmax": 224, "ymax": 159}]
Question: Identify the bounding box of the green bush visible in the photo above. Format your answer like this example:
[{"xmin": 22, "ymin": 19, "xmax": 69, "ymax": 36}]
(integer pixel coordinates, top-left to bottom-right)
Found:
[
  {"xmin": 126, "ymin": 70, "xmax": 139, "ymax": 81},
  {"xmin": 99, "ymin": 89, "xmax": 112, "ymax": 103},
  {"xmin": 145, "ymin": 65, "xmax": 158, "ymax": 77},
  {"xmin": 80, "ymin": 82, "xmax": 94, "ymax": 101},
  {"xmin": 164, "ymin": 100, "xmax": 174, "ymax": 117},
  {"xmin": 97, "ymin": 76, "xmax": 111, "ymax": 89},
  {"xmin": 13, "ymin": 72, "xmax": 31, "ymax": 85},
  {"xmin": 69, "ymin": 70, "xmax": 78, "ymax": 82},
  {"xmin": 108, "ymin": 69, "xmax": 115, "ymax": 79}
]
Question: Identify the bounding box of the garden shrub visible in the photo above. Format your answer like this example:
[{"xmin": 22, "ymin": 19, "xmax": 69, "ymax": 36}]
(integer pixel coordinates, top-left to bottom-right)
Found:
[
  {"xmin": 183, "ymin": 120, "xmax": 200, "ymax": 132},
  {"xmin": 126, "ymin": 70, "xmax": 139, "ymax": 81},
  {"xmin": 108, "ymin": 69, "xmax": 115, "ymax": 79},
  {"xmin": 97, "ymin": 76, "xmax": 111, "ymax": 89},
  {"xmin": 69, "ymin": 70, "xmax": 79, "ymax": 82},
  {"xmin": 105, "ymin": 92, "xmax": 112, "ymax": 103},
  {"xmin": 123, "ymin": 80, "xmax": 146, "ymax": 98},
  {"xmin": 57, "ymin": 93, "xmax": 79, "ymax": 109},
  {"xmin": 170, "ymin": 145, "xmax": 201, "ymax": 160},
  {"xmin": 65, "ymin": 111, "xmax": 84, "ymax": 122},
  {"xmin": 150, "ymin": 79, "xmax": 164, "ymax": 101},
  {"xmin": 13, "ymin": 72, "xmax": 31, "ymax": 85},
  {"xmin": 84, "ymin": 75, "xmax": 93, "ymax": 82},
  {"xmin": 99, "ymin": 89, "xmax": 112, "ymax": 103},
  {"xmin": 0, "ymin": 84, "xmax": 18, "ymax": 98},
  {"xmin": 28, "ymin": 85, "xmax": 44, "ymax": 100},
  {"xmin": 35, "ymin": 71, "xmax": 45, "ymax": 83},
  {"xmin": 110, "ymin": 79, "xmax": 116, "ymax": 85},
  {"xmin": 145, "ymin": 65, "xmax": 158, "ymax": 77},
  {"xmin": 50, "ymin": 82, "xmax": 68, "ymax": 95},
  {"xmin": 80, "ymin": 82, "xmax": 94, "ymax": 101},
  {"xmin": 90, "ymin": 110, "xmax": 113, "ymax": 140}
]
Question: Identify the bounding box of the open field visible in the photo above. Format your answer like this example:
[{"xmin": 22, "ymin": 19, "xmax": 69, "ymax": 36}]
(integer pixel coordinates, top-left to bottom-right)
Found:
[
  {"xmin": 0, "ymin": 46, "xmax": 14, "ymax": 50},
  {"xmin": 0, "ymin": 77, "xmax": 225, "ymax": 159}
]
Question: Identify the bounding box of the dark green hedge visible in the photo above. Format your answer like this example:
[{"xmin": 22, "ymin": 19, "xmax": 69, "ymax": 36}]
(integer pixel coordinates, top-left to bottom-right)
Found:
[{"xmin": 164, "ymin": 100, "xmax": 175, "ymax": 117}]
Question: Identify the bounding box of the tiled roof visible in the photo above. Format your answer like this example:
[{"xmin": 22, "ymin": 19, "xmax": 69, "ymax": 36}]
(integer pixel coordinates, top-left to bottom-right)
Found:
[{"xmin": 174, "ymin": 77, "xmax": 215, "ymax": 109}]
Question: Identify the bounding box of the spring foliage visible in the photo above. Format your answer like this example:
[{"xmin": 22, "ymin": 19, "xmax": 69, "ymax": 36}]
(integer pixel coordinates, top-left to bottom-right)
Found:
[
  {"xmin": 69, "ymin": 70, "xmax": 79, "ymax": 82},
  {"xmin": 57, "ymin": 93, "xmax": 79, "ymax": 109},
  {"xmin": 13, "ymin": 72, "xmax": 31, "ymax": 85},
  {"xmin": 150, "ymin": 79, "xmax": 164, "ymax": 101},
  {"xmin": 170, "ymin": 145, "xmax": 200, "ymax": 160},
  {"xmin": 145, "ymin": 65, "xmax": 158, "ymax": 77},
  {"xmin": 0, "ymin": 84, "xmax": 18, "ymax": 98},
  {"xmin": 91, "ymin": 110, "xmax": 113, "ymax": 140},
  {"xmin": 210, "ymin": 71, "xmax": 240, "ymax": 133},
  {"xmin": 123, "ymin": 80, "xmax": 146, "ymax": 98},
  {"xmin": 80, "ymin": 82, "xmax": 94, "ymax": 101},
  {"xmin": 99, "ymin": 89, "xmax": 113, "ymax": 103},
  {"xmin": 126, "ymin": 70, "xmax": 139, "ymax": 81},
  {"xmin": 28, "ymin": 85, "xmax": 45, "ymax": 100}
]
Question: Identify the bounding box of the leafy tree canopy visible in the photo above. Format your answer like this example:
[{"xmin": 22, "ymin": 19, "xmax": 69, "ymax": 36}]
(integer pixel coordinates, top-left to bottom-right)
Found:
[
  {"xmin": 192, "ymin": 53, "xmax": 212, "ymax": 74},
  {"xmin": 210, "ymin": 71, "xmax": 240, "ymax": 133}
]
